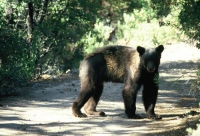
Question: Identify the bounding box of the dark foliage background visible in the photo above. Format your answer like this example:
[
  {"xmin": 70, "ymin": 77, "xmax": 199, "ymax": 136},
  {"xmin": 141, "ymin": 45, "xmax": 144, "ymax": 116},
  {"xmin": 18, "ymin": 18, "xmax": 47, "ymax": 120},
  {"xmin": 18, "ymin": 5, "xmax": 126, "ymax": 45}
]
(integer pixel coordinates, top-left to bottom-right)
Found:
[{"xmin": 0, "ymin": 0, "xmax": 199, "ymax": 95}]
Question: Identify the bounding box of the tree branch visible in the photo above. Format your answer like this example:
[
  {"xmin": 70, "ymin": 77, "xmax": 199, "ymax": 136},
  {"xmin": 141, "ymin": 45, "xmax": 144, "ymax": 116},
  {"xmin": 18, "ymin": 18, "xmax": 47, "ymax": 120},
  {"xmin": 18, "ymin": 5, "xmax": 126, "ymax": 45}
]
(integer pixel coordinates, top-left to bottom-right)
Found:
[{"xmin": 37, "ymin": 0, "xmax": 49, "ymax": 24}]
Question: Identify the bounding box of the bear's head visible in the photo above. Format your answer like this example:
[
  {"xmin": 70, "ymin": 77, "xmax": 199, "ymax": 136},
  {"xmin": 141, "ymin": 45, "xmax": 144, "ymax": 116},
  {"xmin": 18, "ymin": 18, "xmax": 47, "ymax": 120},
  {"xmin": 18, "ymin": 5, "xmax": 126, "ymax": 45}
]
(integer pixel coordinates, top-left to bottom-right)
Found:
[{"xmin": 137, "ymin": 45, "xmax": 164, "ymax": 73}]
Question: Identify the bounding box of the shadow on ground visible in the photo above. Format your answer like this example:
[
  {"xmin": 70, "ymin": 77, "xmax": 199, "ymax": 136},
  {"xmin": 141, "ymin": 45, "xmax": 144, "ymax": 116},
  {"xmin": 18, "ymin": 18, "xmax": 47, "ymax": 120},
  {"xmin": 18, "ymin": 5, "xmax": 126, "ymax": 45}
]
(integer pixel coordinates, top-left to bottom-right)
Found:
[{"xmin": 0, "ymin": 46, "xmax": 200, "ymax": 135}]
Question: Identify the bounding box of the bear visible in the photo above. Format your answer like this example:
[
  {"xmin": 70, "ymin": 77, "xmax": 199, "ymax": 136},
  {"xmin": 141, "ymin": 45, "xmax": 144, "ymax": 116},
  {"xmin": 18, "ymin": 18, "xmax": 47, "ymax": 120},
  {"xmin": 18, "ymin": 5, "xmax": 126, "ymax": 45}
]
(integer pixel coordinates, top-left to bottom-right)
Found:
[{"xmin": 72, "ymin": 45, "xmax": 164, "ymax": 119}]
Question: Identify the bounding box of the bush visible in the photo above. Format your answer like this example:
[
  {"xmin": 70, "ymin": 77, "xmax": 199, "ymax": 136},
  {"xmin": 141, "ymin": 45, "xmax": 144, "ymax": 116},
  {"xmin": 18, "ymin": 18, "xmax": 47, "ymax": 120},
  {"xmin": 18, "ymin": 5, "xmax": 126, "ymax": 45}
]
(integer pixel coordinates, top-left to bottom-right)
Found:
[
  {"xmin": 0, "ymin": 29, "xmax": 35, "ymax": 95},
  {"xmin": 0, "ymin": 0, "xmax": 198, "ymax": 96},
  {"xmin": 116, "ymin": 11, "xmax": 184, "ymax": 47},
  {"xmin": 80, "ymin": 5, "xmax": 186, "ymax": 56}
]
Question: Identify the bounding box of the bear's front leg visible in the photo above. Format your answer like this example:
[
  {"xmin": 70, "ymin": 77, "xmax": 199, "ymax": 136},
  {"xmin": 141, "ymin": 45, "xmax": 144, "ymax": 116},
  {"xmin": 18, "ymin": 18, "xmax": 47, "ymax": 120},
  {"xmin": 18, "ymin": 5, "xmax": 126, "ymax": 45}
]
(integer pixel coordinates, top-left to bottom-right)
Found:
[
  {"xmin": 142, "ymin": 84, "xmax": 162, "ymax": 120},
  {"xmin": 122, "ymin": 81, "xmax": 142, "ymax": 119}
]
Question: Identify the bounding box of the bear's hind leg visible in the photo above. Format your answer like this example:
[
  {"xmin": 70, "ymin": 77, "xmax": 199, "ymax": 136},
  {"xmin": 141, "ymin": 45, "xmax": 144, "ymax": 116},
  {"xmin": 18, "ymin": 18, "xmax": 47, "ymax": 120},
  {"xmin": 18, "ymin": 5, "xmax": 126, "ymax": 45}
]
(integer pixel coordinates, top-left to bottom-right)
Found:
[
  {"xmin": 84, "ymin": 83, "xmax": 105, "ymax": 116},
  {"xmin": 72, "ymin": 83, "xmax": 94, "ymax": 118}
]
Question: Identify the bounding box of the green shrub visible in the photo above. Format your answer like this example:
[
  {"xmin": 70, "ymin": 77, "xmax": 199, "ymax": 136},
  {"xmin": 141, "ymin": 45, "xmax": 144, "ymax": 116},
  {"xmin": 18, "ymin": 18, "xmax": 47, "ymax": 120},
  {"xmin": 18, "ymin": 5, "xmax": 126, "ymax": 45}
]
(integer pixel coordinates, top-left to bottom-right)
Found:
[
  {"xmin": 0, "ymin": 33, "xmax": 35, "ymax": 95},
  {"xmin": 116, "ymin": 12, "xmax": 183, "ymax": 47},
  {"xmin": 81, "ymin": 7, "xmax": 186, "ymax": 56},
  {"xmin": 0, "ymin": 0, "xmax": 196, "ymax": 96},
  {"xmin": 80, "ymin": 19, "xmax": 112, "ymax": 54}
]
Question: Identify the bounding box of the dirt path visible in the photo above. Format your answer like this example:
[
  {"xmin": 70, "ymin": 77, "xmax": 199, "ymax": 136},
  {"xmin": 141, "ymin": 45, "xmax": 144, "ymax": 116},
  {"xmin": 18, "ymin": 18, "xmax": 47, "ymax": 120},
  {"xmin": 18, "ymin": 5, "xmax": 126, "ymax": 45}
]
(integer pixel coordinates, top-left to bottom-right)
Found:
[{"xmin": 0, "ymin": 43, "xmax": 200, "ymax": 136}]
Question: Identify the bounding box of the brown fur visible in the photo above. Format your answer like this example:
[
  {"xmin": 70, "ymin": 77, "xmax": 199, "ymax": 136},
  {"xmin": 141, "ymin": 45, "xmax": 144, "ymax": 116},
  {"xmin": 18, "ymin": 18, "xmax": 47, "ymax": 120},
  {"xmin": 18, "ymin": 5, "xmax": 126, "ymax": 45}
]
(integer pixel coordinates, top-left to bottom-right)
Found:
[{"xmin": 72, "ymin": 45, "xmax": 164, "ymax": 119}]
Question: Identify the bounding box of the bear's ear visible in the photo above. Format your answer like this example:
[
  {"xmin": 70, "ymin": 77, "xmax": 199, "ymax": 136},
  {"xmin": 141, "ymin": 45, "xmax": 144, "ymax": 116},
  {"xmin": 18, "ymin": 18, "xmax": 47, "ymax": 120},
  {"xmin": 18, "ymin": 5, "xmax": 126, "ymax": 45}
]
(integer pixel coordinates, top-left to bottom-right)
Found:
[
  {"xmin": 156, "ymin": 45, "xmax": 164, "ymax": 53},
  {"xmin": 137, "ymin": 46, "xmax": 146, "ymax": 56}
]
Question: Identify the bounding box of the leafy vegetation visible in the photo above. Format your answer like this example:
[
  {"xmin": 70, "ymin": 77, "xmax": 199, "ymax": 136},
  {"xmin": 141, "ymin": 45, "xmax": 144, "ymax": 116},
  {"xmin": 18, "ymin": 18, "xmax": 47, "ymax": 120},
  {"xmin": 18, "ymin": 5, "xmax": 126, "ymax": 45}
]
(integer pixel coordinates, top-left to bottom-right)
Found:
[
  {"xmin": 0, "ymin": 0, "xmax": 200, "ymax": 135},
  {"xmin": 0, "ymin": 0, "xmax": 102, "ymax": 94},
  {"xmin": 0, "ymin": 0, "xmax": 199, "ymax": 98},
  {"xmin": 153, "ymin": 74, "xmax": 159, "ymax": 86}
]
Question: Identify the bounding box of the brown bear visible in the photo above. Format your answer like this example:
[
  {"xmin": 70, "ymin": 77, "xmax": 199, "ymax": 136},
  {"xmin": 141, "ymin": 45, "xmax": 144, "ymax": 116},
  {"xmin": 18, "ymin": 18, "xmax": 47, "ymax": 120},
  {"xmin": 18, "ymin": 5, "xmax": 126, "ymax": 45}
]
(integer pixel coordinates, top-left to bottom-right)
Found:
[{"xmin": 72, "ymin": 45, "xmax": 164, "ymax": 119}]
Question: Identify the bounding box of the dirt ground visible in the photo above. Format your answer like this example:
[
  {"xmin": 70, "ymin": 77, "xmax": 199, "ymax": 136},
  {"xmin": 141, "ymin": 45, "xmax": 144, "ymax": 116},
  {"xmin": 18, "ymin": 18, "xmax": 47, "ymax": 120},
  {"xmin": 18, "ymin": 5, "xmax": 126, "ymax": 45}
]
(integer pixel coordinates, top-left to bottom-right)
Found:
[{"xmin": 0, "ymin": 43, "xmax": 200, "ymax": 136}]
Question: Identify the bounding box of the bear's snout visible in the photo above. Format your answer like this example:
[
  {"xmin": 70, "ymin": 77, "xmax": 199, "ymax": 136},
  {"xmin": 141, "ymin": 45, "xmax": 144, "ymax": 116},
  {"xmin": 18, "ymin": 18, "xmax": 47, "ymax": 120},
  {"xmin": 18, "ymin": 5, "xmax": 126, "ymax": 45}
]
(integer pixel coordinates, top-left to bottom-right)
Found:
[{"xmin": 147, "ymin": 61, "xmax": 155, "ymax": 73}]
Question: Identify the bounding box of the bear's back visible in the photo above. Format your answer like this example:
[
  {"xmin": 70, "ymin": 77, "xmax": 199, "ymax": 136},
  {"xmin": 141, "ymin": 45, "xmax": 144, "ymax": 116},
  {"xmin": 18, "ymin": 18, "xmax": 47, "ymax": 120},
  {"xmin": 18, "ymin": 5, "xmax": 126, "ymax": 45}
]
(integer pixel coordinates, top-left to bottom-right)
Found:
[
  {"xmin": 85, "ymin": 45, "xmax": 131, "ymax": 58},
  {"xmin": 82, "ymin": 46, "xmax": 138, "ymax": 83}
]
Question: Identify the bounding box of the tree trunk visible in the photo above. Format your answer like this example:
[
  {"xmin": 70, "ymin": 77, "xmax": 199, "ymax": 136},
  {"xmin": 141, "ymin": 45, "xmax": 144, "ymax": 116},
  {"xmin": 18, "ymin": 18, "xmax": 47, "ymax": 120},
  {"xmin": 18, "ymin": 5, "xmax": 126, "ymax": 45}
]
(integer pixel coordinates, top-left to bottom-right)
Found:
[{"xmin": 26, "ymin": 2, "xmax": 34, "ymax": 43}]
